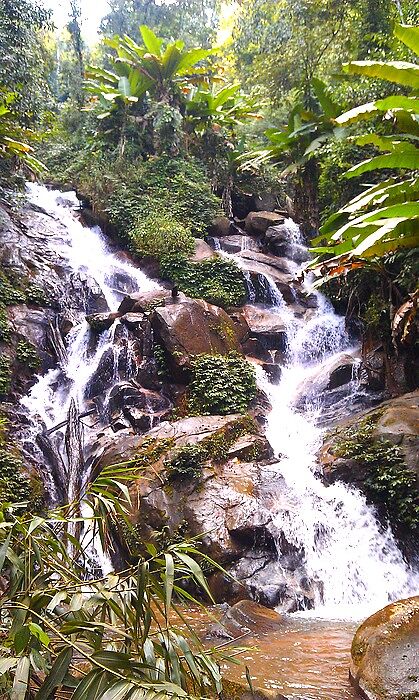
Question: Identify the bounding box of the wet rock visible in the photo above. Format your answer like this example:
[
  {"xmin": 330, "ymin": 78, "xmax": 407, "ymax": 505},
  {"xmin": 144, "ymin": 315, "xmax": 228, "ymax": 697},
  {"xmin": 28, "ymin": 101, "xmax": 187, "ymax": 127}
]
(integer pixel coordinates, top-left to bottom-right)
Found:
[
  {"xmin": 241, "ymin": 305, "xmax": 287, "ymax": 350},
  {"xmin": 118, "ymin": 289, "xmax": 172, "ymax": 315},
  {"xmin": 264, "ymin": 223, "xmax": 292, "ymax": 245},
  {"xmin": 218, "ymin": 235, "xmax": 260, "ymax": 254},
  {"xmin": 242, "ymin": 338, "xmax": 272, "ymax": 363},
  {"xmin": 245, "ymin": 211, "xmax": 285, "ymax": 235},
  {"xmin": 222, "ymin": 678, "xmax": 288, "ymax": 700},
  {"xmin": 209, "ymin": 216, "xmax": 231, "ymax": 237},
  {"xmin": 86, "ymin": 311, "xmax": 120, "ymax": 332},
  {"xmin": 238, "ymin": 250, "xmax": 295, "ymax": 275},
  {"xmin": 191, "ymin": 238, "xmax": 216, "ymax": 262},
  {"xmin": 253, "ymin": 193, "xmax": 279, "ymax": 212},
  {"xmin": 120, "ymin": 313, "xmax": 145, "ymax": 332},
  {"xmin": 222, "ymin": 600, "xmax": 283, "ymax": 633},
  {"xmin": 7, "ymin": 306, "xmax": 55, "ymax": 353},
  {"xmin": 349, "ymin": 596, "xmax": 419, "ymax": 700},
  {"xmin": 262, "ymin": 363, "xmax": 282, "ymax": 384},
  {"xmin": 274, "ymin": 241, "xmax": 310, "ymax": 263},
  {"xmin": 151, "ymin": 296, "xmax": 244, "ymax": 373},
  {"xmin": 327, "ymin": 360, "xmax": 357, "ymax": 390}
]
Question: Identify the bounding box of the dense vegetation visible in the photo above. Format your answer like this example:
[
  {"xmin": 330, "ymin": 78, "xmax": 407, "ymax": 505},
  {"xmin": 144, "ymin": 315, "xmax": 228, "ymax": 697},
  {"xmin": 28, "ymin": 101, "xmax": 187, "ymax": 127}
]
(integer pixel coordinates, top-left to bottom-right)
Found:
[{"xmin": 0, "ymin": 0, "xmax": 418, "ymax": 697}]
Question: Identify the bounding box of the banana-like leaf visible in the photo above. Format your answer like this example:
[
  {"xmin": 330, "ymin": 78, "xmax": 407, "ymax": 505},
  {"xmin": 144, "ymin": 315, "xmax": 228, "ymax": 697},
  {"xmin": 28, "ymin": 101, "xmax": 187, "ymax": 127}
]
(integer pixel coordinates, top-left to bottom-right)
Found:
[
  {"xmin": 140, "ymin": 25, "xmax": 163, "ymax": 56},
  {"xmin": 311, "ymin": 77, "xmax": 342, "ymax": 118},
  {"xmin": 11, "ymin": 656, "xmax": 30, "ymax": 700},
  {"xmin": 355, "ymin": 134, "xmax": 419, "ymax": 150},
  {"xmin": 342, "ymin": 60, "xmax": 419, "ymax": 89},
  {"xmin": 346, "ymin": 150, "xmax": 419, "ymax": 177},
  {"xmin": 394, "ymin": 23, "xmax": 419, "ymax": 55}
]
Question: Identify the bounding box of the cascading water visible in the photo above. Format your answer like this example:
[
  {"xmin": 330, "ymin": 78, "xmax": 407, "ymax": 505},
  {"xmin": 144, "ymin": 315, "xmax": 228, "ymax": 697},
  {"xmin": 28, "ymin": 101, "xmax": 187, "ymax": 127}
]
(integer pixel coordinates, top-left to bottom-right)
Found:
[
  {"xmin": 227, "ymin": 223, "xmax": 419, "ymax": 619},
  {"xmin": 20, "ymin": 184, "xmax": 160, "ymax": 570},
  {"xmin": 18, "ymin": 184, "xmax": 418, "ymax": 614}
]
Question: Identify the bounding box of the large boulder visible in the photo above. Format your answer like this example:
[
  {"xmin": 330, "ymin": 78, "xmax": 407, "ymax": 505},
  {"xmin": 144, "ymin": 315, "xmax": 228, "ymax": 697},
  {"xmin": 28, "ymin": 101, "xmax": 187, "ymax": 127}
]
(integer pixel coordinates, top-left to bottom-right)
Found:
[
  {"xmin": 350, "ymin": 596, "xmax": 419, "ymax": 700},
  {"xmin": 245, "ymin": 211, "xmax": 285, "ymax": 235},
  {"xmin": 151, "ymin": 296, "xmax": 247, "ymax": 374},
  {"xmin": 191, "ymin": 238, "xmax": 216, "ymax": 262},
  {"xmin": 209, "ymin": 216, "xmax": 231, "ymax": 237},
  {"xmin": 241, "ymin": 305, "xmax": 287, "ymax": 350},
  {"xmin": 218, "ymin": 235, "xmax": 260, "ymax": 254},
  {"xmin": 118, "ymin": 288, "xmax": 172, "ymax": 315}
]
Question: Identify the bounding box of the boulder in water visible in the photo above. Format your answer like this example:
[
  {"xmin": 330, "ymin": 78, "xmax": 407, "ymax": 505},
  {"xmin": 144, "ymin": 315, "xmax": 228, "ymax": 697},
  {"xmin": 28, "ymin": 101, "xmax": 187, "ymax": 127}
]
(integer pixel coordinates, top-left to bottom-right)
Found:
[
  {"xmin": 209, "ymin": 216, "xmax": 231, "ymax": 237},
  {"xmin": 245, "ymin": 211, "xmax": 285, "ymax": 235},
  {"xmin": 151, "ymin": 296, "xmax": 245, "ymax": 374},
  {"xmin": 118, "ymin": 289, "xmax": 172, "ymax": 315},
  {"xmin": 222, "ymin": 599, "xmax": 284, "ymax": 633},
  {"xmin": 241, "ymin": 305, "xmax": 287, "ymax": 351},
  {"xmin": 86, "ymin": 311, "xmax": 120, "ymax": 332},
  {"xmin": 218, "ymin": 235, "xmax": 260, "ymax": 254},
  {"xmin": 349, "ymin": 596, "xmax": 419, "ymax": 700}
]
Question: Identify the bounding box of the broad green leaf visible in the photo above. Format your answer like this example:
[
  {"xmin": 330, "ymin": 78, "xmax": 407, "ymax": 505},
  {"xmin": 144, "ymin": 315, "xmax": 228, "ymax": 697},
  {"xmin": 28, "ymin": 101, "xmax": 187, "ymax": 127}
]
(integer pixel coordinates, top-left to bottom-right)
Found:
[
  {"xmin": 72, "ymin": 669, "xmax": 110, "ymax": 700},
  {"xmin": 118, "ymin": 77, "xmax": 131, "ymax": 98},
  {"xmin": 175, "ymin": 551, "xmax": 213, "ymax": 601},
  {"xmin": 311, "ymin": 77, "xmax": 341, "ymax": 118},
  {"xmin": 342, "ymin": 60, "xmax": 419, "ymax": 89},
  {"xmin": 375, "ymin": 95, "xmax": 419, "ymax": 113},
  {"xmin": 99, "ymin": 680, "xmax": 134, "ymax": 700},
  {"xmin": 28, "ymin": 622, "xmax": 50, "ymax": 647},
  {"xmin": 36, "ymin": 648, "xmax": 73, "ymax": 700},
  {"xmin": 140, "ymin": 25, "xmax": 163, "ymax": 56},
  {"xmin": 394, "ymin": 24, "xmax": 419, "ymax": 55},
  {"xmin": 346, "ymin": 151, "xmax": 419, "ymax": 177}
]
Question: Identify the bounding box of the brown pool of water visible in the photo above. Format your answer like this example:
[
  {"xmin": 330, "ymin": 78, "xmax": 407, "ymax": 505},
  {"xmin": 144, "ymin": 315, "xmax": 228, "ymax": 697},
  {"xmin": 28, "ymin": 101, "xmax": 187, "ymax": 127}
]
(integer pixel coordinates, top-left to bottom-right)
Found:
[{"xmin": 183, "ymin": 607, "xmax": 360, "ymax": 700}]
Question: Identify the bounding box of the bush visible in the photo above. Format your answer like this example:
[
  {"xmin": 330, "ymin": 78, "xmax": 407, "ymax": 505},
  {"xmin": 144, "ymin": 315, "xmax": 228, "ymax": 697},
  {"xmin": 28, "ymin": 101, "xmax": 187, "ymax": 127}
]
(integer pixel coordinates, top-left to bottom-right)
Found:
[
  {"xmin": 160, "ymin": 255, "xmax": 247, "ymax": 309},
  {"xmin": 0, "ymin": 355, "xmax": 11, "ymax": 396},
  {"xmin": 335, "ymin": 415, "xmax": 419, "ymax": 535},
  {"xmin": 129, "ymin": 212, "xmax": 195, "ymax": 261},
  {"xmin": 166, "ymin": 444, "xmax": 206, "ymax": 481},
  {"xmin": 188, "ymin": 352, "xmax": 257, "ymax": 416}
]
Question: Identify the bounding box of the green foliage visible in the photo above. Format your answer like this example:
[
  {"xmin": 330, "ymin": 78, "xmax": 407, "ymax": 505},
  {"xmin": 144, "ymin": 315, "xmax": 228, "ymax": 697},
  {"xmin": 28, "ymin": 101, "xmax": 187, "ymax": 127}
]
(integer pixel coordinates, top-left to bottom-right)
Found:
[
  {"xmin": 0, "ymin": 419, "xmax": 32, "ymax": 504},
  {"xmin": 0, "ymin": 355, "xmax": 11, "ymax": 395},
  {"xmin": 0, "ymin": 462, "xmax": 231, "ymax": 699},
  {"xmin": 310, "ymin": 24, "xmax": 419, "ymax": 283},
  {"xmin": 166, "ymin": 444, "xmax": 206, "ymax": 481},
  {"xmin": 0, "ymin": 91, "xmax": 46, "ymax": 179},
  {"xmin": 15, "ymin": 340, "xmax": 40, "ymax": 372},
  {"xmin": 71, "ymin": 155, "xmax": 221, "ymax": 242},
  {"xmin": 160, "ymin": 256, "xmax": 247, "ymax": 308},
  {"xmin": 335, "ymin": 415, "xmax": 419, "ymax": 533},
  {"xmin": 130, "ymin": 211, "xmax": 195, "ymax": 261},
  {"xmin": 188, "ymin": 352, "xmax": 257, "ymax": 416}
]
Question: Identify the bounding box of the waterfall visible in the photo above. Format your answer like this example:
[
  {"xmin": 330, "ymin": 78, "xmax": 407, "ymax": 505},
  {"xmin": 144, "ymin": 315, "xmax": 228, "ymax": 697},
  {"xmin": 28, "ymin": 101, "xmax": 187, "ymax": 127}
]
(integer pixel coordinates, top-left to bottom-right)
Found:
[{"xmin": 20, "ymin": 184, "xmax": 161, "ymax": 571}]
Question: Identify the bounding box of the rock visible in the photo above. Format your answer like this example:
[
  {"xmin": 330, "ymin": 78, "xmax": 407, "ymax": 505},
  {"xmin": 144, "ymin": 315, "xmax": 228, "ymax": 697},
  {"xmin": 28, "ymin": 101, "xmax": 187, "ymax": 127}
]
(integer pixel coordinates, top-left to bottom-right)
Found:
[
  {"xmin": 241, "ymin": 305, "xmax": 287, "ymax": 350},
  {"xmin": 218, "ymin": 235, "xmax": 260, "ymax": 254},
  {"xmin": 262, "ymin": 363, "xmax": 282, "ymax": 384},
  {"xmin": 253, "ymin": 193, "xmax": 278, "ymax": 212},
  {"xmin": 349, "ymin": 596, "xmax": 419, "ymax": 700},
  {"xmin": 264, "ymin": 224, "xmax": 293, "ymax": 245},
  {"xmin": 118, "ymin": 289, "xmax": 172, "ymax": 315},
  {"xmin": 120, "ymin": 312, "xmax": 145, "ymax": 331},
  {"xmin": 327, "ymin": 360, "xmax": 357, "ymax": 390},
  {"xmin": 242, "ymin": 338, "xmax": 272, "ymax": 364},
  {"xmin": 238, "ymin": 250, "xmax": 295, "ymax": 275},
  {"xmin": 86, "ymin": 311, "xmax": 120, "ymax": 332},
  {"xmin": 222, "ymin": 600, "xmax": 283, "ymax": 633},
  {"xmin": 245, "ymin": 211, "xmax": 285, "ymax": 235},
  {"xmin": 273, "ymin": 241, "xmax": 310, "ymax": 263},
  {"xmin": 151, "ymin": 296, "xmax": 244, "ymax": 373},
  {"xmin": 222, "ymin": 678, "xmax": 288, "ymax": 700},
  {"xmin": 209, "ymin": 216, "xmax": 231, "ymax": 237},
  {"xmin": 191, "ymin": 238, "xmax": 216, "ymax": 262}
]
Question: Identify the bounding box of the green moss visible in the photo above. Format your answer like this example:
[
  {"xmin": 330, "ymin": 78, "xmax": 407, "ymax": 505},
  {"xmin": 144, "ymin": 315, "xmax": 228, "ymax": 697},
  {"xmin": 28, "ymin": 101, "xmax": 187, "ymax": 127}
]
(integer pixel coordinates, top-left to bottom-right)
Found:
[
  {"xmin": 188, "ymin": 352, "xmax": 257, "ymax": 416},
  {"xmin": 165, "ymin": 415, "xmax": 259, "ymax": 482},
  {"xmin": 0, "ymin": 307, "xmax": 10, "ymax": 342},
  {"xmin": 334, "ymin": 415, "xmax": 419, "ymax": 534},
  {"xmin": 16, "ymin": 340, "xmax": 40, "ymax": 372},
  {"xmin": 160, "ymin": 256, "xmax": 247, "ymax": 309}
]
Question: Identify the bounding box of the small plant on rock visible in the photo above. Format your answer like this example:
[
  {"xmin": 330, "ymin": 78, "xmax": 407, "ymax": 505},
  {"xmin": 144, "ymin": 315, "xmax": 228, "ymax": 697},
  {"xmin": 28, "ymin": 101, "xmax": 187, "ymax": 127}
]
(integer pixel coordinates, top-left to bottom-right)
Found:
[{"xmin": 188, "ymin": 352, "xmax": 257, "ymax": 415}]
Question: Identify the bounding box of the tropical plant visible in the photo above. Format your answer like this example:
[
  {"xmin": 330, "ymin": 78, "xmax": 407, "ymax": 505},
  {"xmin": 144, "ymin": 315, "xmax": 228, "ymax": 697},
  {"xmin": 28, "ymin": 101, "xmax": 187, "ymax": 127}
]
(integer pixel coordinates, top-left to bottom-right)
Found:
[
  {"xmin": 84, "ymin": 25, "xmax": 214, "ymax": 154},
  {"xmin": 239, "ymin": 78, "xmax": 346, "ymax": 230},
  {"xmin": 0, "ymin": 90, "xmax": 46, "ymax": 174},
  {"xmin": 185, "ymin": 83, "xmax": 261, "ymax": 134},
  {"xmin": 309, "ymin": 23, "xmax": 419, "ymax": 282},
  {"xmin": 0, "ymin": 463, "xmax": 236, "ymax": 699}
]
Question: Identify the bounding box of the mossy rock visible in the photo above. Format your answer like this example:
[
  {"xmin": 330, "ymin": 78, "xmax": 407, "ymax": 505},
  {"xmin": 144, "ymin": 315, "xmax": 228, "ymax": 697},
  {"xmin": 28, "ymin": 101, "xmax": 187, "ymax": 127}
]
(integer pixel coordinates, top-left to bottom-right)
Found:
[{"xmin": 350, "ymin": 596, "xmax": 419, "ymax": 700}]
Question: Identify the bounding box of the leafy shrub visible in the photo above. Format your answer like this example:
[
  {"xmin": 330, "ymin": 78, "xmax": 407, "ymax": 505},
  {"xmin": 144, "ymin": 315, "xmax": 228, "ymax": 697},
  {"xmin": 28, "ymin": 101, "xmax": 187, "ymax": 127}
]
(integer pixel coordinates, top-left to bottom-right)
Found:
[
  {"xmin": 0, "ymin": 307, "xmax": 10, "ymax": 342},
  {"xmin": 160, "ymin": 255, "xmax": 247, "ymax": 308},
  {"xmin": 188, "ymin": 352, "xmax": 257, "ymax": 415},
  {"xmin": 0, "ymin": 418, "xmax": 35, "ymax": 505},
  {"xmin": 0, "ymin": 355, "xmax": 11, "ymax": 395},
  {"xmin": 335, "ymin": 415, "xmax": 419, "ymax": 534},
  {"xmin": 129, "ymin": 212, "xmax": 195, "ymax": 261},
  {"xmin": 16, "ymin": 340, "xmax": 40, "ymax": 372}
]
